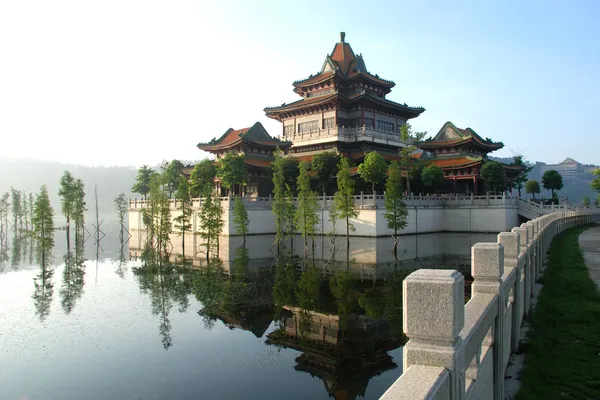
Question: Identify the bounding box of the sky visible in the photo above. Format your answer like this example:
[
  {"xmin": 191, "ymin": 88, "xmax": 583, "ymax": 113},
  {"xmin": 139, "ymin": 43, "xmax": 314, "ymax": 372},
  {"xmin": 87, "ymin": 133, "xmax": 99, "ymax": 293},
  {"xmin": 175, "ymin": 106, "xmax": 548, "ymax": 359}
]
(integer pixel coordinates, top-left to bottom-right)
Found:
[{"xmin": 0, "ymin": 0, "xmax": 598, "ymax": 167}]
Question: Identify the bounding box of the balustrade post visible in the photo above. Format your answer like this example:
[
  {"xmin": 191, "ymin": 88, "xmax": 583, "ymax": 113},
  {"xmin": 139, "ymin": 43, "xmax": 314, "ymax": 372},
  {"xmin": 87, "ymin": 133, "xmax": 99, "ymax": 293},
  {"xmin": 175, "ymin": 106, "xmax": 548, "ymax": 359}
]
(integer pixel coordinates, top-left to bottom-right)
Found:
[
  {"xmin": 512, "ymin": 226, "xmax": 530, "ymax": 315},
  {"xmin": 471, "ymin": 243, "xmax": 505, "ymax": 400},
  {"xmin": 498, "ymin": 232, "xmax": 521, "ymax": 351},
  {"xmin": 403, "ymin": 270, "xmax": 465, "ymax": 400},
  {"xmin": 373, "ymin": 190, "xmax": 377, "ymax": 207},
  {"xmin": 360, "ymin": 191, "xmax": 364, "ymax": 207},
  {"xmin": 523, "ymin": 222, "xmax": 536, "ymax": 295}
]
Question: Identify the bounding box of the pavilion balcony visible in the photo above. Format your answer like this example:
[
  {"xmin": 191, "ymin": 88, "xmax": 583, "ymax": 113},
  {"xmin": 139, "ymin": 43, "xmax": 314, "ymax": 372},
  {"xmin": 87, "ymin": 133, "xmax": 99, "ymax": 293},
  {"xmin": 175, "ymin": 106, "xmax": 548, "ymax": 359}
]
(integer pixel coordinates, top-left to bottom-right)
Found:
[{"xmin": 284, "ymin": 126, "xmax": 406, "ymax": 147}]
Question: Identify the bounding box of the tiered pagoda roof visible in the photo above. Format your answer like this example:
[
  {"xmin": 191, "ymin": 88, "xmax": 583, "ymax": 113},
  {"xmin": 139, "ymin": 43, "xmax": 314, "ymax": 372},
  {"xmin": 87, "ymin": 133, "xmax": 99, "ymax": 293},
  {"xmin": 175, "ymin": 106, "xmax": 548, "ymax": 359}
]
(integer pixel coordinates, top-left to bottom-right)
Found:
[
  {"xmin": 264, "ymin": 33, "xmax": 425, "ymax": 121},
  {"xmin": 197, "ymin": 122, "xmax": 290, "ymax": 152},
  {"xmin": 418, "ymin": 122, "xmax": 503, "ymax": 153}
]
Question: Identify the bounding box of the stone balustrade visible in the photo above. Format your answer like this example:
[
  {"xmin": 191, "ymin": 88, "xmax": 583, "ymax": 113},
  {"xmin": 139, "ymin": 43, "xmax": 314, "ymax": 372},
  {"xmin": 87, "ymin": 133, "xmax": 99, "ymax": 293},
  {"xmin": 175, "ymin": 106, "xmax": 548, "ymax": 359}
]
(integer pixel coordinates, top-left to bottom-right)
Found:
[{"xmin": 380, "ymin": 210, "xmax": 600, "ymax": 400}]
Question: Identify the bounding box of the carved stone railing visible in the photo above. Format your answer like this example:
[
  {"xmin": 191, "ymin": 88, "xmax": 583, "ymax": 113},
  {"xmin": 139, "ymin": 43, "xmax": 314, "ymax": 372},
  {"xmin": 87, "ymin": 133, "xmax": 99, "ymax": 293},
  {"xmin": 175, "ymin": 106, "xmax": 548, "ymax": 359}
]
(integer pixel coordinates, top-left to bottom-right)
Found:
[
  {"xmin": 286, "ymin": 126, "xmax": 405, "ymax": 145},
  {"xmin": 380, "ymin": 210, "xmax": 600, "ymax": 400}
]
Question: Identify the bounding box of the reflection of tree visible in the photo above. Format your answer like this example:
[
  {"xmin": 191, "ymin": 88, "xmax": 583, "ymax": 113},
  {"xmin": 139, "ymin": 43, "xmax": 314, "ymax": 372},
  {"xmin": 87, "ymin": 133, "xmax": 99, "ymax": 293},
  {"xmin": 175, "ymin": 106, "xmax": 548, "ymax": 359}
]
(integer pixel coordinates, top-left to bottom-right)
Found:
[
  {"xmin": 193, "ymin": 260, "xmax": 226, "ymax": 329},
  {"xmin": 60, "ymin": 248, "xmax": 86, "ymax": 314},
  {"xmin": 134, "ymin": 258, "xmax": 193, "ymax": 350},
  {"xmin": 0, "ymin": 234, "xmax": 9, "ymax": 272},
  {"xmin": 32, "ymin": 260, "xmax": 55, "ymax": 321},
  {"xmin": 115, "ymin": 235, "xmax": 127, "ymax": 278}
]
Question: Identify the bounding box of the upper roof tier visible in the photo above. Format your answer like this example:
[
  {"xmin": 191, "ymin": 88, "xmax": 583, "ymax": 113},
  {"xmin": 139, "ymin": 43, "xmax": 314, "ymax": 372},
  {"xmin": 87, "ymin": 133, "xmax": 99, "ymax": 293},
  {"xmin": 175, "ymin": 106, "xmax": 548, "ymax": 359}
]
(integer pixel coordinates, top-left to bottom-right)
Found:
[
  {"xmin": 264, "ymin": 32, "xmax": 425, "ymax": 121},
  {"xmin": 417, "ymin": 122, "xmax": 504, "ymax": 153},
  {"xmin": 197, "ymin": 122, "xmax": 291, "ymax": 152}
]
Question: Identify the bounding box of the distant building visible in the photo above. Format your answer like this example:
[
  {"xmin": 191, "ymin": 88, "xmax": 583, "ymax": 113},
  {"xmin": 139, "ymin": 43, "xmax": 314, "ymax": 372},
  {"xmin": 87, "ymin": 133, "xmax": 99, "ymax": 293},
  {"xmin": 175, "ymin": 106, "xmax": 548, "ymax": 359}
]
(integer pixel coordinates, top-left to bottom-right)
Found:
[{"xmin": 540, "ymin": 158, "xmax": 583, "ymax": 178}]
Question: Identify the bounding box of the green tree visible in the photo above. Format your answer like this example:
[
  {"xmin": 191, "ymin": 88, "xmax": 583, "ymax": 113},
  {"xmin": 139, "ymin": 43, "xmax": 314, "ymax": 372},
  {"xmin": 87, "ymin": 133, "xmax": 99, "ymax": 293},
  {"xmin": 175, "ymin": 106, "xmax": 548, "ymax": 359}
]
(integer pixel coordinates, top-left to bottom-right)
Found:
[
  {"xmin": 358, "ymin": 152, "xmax": 387, "ymax": 193},
  {"xmin": 32, "ymin": 185, "xmax": 55, "ymax": 265},
  {"xmin": 399, "ymin": 123, "xmax": 427, "ymax": 195},
  {"xmin": 0, "ymin": 192, "xmax": 9, "ymax": 238},
  {"xmin": 11, "ymin": 188, "xmax": 21, "ymax": 234},
  {"xmin": 481, "ymin": 161, "xmax": 505, "ymax": 195},
  {"xmin": 542, "ymin": 169, "xmax": 564, "ymax": 200},
  {"xmin": 72, "ymin": 179, "xmax": 86, "ymax": 244},
  {"xmin": 143, "ymin": 173, "xmax": 172, "ymax": 262},
  {"xmin": 525, "ymin": 180, "xmax": 541, "ymax": 199},
  {"xmin": 281, "ymin": 157, "xmax": 300, "ymax": 194},
  {"xmin": 511, "ymin": 155, "xmax": 534, "ymax": 197},
  {"xmin": 591, "ymin": 169, "xmax": 600, "ymax": 193},
  {"xmin": 189, "ymin": 159, "xmax": 216, "ymax": 197},
  {"xmin": 163, "ymin": 159, "xmax": 185, "ymax": 198},
  {"xmin": 217, "ymin": 152, "xmax": 247, "ymax": 195},
  {"xmin": 174, "ymin": 177, "xmax": 193, "ymax": 263},
  {"xmin": 421, "ymin": 164, "xmax": 445, "ymax": 194},
  {"xmin": 22, "ymin": 191, "xmax": 29, "ymax": 233},
  {"xmin": 232, "ymin": 196, "xmax": 249, "ymax": 248},
  {"xmin": 332, "ymin": 157, "xmax": 358, "ymax": 270},
  {"xmin": 198, "ymin": 189, "xmax": 223, "ymax": 263},
  {"xmin": 295, "ymin": 162, "xmax": 320, "ymax": 263},
  {"xmin": 595, "ymin": 194, "xmax": 600, "ymax": 206},
  {"xmin": 132, "ymin": 165, "xmax": 154, "ymax": 200},
  {"xmin": 59, "ymin": 171, "xmax": 76, "ymax": 237},
  {"xmin": 271, "ymin": 150, "xmax": 289, "ymax": 255},
  {"xmin": 384, "ymin": 162, "xmax": 408, "ymax": 258},
  {"xmin": 581, "ymin": 196, "xmax": 590, "ymax": 207},
  {"xmin": 311, "ymin": 152, "xmax": 341, "ymax": 194},
  {"xmin": 114, "ymin": 193, "xmax": 128, "ymax": 241}
]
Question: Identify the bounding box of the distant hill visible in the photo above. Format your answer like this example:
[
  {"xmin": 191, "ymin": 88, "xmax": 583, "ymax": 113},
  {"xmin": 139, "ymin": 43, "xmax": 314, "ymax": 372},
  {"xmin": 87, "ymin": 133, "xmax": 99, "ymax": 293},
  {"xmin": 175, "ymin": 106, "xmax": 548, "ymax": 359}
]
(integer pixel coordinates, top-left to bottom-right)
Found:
[{"xmin": 490, "ymin": 156, "xmax": 599, "ymax": 202}]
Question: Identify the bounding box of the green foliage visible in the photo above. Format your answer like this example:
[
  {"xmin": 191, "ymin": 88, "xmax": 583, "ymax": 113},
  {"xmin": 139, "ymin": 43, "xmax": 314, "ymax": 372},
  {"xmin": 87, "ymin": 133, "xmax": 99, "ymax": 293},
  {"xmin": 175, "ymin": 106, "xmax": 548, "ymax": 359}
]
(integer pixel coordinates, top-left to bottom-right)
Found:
[
  {"xmin": 143, "ymin": 173, "xmax": 172, "ymax": 261},
  {"xmin": 295, "ymin": 162, "xmax": 320, "ymax": 256},
  {"xmin": 281, "ymin": 157, "xmax": 300, "ymax": 194},
  {"xmin": 132, "ymin": 165, "xmax": 154, "ymax": 199},
  {"xmin": 358, "ymin": 288, "xmax": 385, "ymax": 319},
  {"xmin": 542, "ymin": 169, "xmax": 564, "ymax": 198},
  {"xmin": 525, "ymin": 180, "xmax": 541, "ymax": 199},
  {"xmin": 174, "ymin": 177, "xmax": 193, "ymax": 261},
  {"xmin": 114, "ymin": 193, "xmax": 128, "ymax": 231},
  {"xmin": 296, "ymin": 263, "xmax": 320, "ymax": 311},
  {"xmin": 217, "ymin": 152, "xmax": 247, "ymax": 192},
  {"xmin": 591, "ymin": 169, "xmax": 600, "ymax": 192},
  {"xmin": 595, "ymin": 195, "xmax": 600, "ymax": 206},
  {"xmin": 481, "ymin": 161, "xmax": 505, "ymax": 194},
  {"xmin": 581, "ymin": 196, "xmax": 590, "ymax": 206},
  {"xmin": 332, "ymin": 157, "xmax": 358, "ymax": 229},
  {"xmin": 32, "ymin": 185, "xmax": 55, "ymax": 260},
  {"xmin": 198, "ymin": 189, "xmax": 223, "ymax": 262},
  {"xmin": 399, "ymin": 123, "xmax": 427, "ymax": 195},
  {"xmin": 72, "ymin": 179, "xmax": 86, "ymax": 240},
  {"xmin": 384, "ymin": 162, "xmax": 408, "ymax": 236},
  {"xmin": 271, "ymin": 150, "xmax": 294, "ymax": 253},
  {"xmin": 162, "ymin": 159, "xmax": 185, "ymax": 198},
  {"xmin": 59, "ymin": 171, "xmax": 76, "ymax": 226},
  {"xmin": 311, "ymin": 152, "xmax": 340, "ymax": 194},
  {"xmin": 189, "ymin": 159, "xmax": 217, "ymax": 197},
  {"xmin": 11, "ymin": 187, "xmax": 21, "ymax": 232},
  {"xmin": 358, "ymin": 152, "xmax": 387, "ymax": 193},
  {"xmin": 0, "ymin": 192, "xmax": 10, "ymax": 236},
  {"xmin": 420, "ymin": 164, "xmax": 444, "ymax": 193},
  {"xmin": 232, "ymin": 196, "xmax": 249, "ymax": 243},
  {"xmin": 511, "ymin": 155, "xmax": 534, "ymax": 196}
]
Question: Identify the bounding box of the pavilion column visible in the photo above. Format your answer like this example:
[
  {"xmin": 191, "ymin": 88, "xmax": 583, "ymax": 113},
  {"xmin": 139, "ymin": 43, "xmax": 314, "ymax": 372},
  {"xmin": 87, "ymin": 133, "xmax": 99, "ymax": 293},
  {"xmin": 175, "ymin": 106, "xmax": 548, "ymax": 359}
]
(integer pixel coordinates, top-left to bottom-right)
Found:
[
  {"xmin": 453, "ymin": 177, "xmax": 457, "ymax": 194},
  {"xmin": 474, "ymin": 176, "xmax": 479, "ymax": 195}
]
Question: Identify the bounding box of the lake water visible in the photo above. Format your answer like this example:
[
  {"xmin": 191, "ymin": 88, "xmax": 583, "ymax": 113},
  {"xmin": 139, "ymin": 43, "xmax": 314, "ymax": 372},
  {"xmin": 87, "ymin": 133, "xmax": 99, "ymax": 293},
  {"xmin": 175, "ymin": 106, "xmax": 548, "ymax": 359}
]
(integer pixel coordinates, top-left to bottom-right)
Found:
[{"xmin": 0, "ymin": 224, "xmax": 495, "ymax": 400}]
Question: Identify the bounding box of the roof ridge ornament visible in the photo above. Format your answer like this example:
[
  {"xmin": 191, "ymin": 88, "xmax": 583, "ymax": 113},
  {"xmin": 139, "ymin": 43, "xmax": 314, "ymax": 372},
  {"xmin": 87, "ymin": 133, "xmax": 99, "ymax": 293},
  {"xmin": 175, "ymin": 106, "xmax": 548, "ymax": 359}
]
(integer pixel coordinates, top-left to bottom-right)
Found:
[{"xmin": 340, "ymin": 32, "xmax": 346, "ymax": 43}]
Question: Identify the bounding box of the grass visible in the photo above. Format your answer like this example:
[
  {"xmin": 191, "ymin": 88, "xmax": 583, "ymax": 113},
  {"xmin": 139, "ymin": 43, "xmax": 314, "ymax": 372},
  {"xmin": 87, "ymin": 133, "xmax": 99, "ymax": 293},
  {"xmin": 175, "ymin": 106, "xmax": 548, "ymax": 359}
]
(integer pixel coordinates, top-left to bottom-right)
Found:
[{"xmin": 516, "ymin": 225, "xmax": 600, "ymax": 400}]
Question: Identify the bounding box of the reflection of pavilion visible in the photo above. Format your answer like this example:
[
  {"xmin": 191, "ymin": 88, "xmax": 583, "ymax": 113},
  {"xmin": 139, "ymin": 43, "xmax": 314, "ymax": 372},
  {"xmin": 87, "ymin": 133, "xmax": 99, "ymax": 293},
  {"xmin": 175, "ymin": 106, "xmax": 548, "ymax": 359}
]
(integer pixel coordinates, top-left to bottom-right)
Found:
[
  {"xmin": 213, "ymin": 310, "xmax": 273, "ymax": 338},
  {"xmin": 267, "ymin": 306, "xmax": 399, "ymax": 400}
]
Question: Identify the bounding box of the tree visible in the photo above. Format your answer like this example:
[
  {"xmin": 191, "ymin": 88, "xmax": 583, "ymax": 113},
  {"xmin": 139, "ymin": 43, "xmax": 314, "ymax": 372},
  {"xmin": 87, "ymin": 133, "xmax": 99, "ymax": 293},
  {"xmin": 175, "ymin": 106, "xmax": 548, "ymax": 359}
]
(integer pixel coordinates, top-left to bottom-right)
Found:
[
  {"xmin": 32, "ymin": 185, "xmax": 55, "ymax": 265},
  {"xmin": 332, "ymin": 157, "xmax": 358, "ymax": 270},
  {"xmin": 216, "ymin": 152, "xmax": 246, "ymax": 195},
  {"xmin": 591, "ymin": 169, "xmax": 600, "ymax": 193},
  {"xmin": 189, "ymin": 159, "xmax": 216, "ymax": 197},
  {"xmin": 582, "ymin": 196, "xmax": 590, "ymax": 207},
  {"xmin": 11, "ymin": 188, "xmax": 21, "ymax": 234},
  {"xmin": 595, "ymin": 194, "xmax": 600, "ymax": 206},
  {"xmin": 173, "ymin": 177, "xmax": 193, "ymax": 263},
  {"xmin": 143, "ymin": 173, "xmax": 172, "ymax": 262},
  {"xmin": 358, "ymin": 152, "xmax": 387, "ymax": 193},
  {"xmin": 542, "ymin": 169, "xmax": 564, "ymax": 200},
  {"xmin": 295, "ymin": 162, "xmax": 320, "ymax": 263},
  {"xmin": 511, "ymin": 155, "xmax": 534, "ymax": 197},
  {"xmin": 163, "ymin": 159, "xmax": 185, "ymax": 198},
  {"xmin": 271, "ymin": 150, "xmax": 289, "ymax": 255},
  {"xmin": 114, "ymin": 193, "xmax": 128, "ymax": 241},
  {"xmin": 311, "ymin": 152, "xmax": 341, "ymax": 194},
  {"xmin": 59, "ymin": 171, "xmax": 76, "ymax": 237},
  {"xmin": 384, "ymin": 162, "xmax": 408, "ymax": 258},
  {"xmin": 72, "ymin": 179, "xmax": 86, "ymax": 244},
  {"xmin": 198, "ymin": 189, "xmax": 223, "ymax": 263},
  {"xmin": 399, "ymin": 123, "xmax": 427, "ymax": 195},
  {"xmin": 420, "ymin": 165, "xmax": 444, "ymax": 194},
  {"xmin": 232, "ymin": 196, "xmax": 249, "ymax": 248},
  {"xmin": 525, "ymin": 180, "xmax": 541, "ymax": 199},
  {"xmin": 132, "ymin": 165, "xmax": 154, "ymax": 199},
  {"xmin": 481, "ymin": 161, "xmax": 505, "ymax": 195}
]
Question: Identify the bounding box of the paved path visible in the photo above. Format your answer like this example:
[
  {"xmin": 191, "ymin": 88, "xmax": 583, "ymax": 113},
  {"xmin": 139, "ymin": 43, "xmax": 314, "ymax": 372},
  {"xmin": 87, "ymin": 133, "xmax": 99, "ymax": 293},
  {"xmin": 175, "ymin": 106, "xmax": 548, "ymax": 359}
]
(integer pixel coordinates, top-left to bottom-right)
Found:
[{"xmin": 578, "ymin": 224, "xmax": 600, "ymax": 290}]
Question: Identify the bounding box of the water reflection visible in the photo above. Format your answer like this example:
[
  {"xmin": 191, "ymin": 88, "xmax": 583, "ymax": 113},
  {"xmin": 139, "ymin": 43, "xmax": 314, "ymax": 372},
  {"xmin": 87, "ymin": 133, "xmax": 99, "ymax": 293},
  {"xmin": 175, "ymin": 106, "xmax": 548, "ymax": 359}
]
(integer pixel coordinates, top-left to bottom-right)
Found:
[
  {"xmin": 60, "ymin": 242, "xmax": 86, "ymax": 314},
  {"xmin": 32, "ymin": 252, "xmax": 55, "ymax": 321}
]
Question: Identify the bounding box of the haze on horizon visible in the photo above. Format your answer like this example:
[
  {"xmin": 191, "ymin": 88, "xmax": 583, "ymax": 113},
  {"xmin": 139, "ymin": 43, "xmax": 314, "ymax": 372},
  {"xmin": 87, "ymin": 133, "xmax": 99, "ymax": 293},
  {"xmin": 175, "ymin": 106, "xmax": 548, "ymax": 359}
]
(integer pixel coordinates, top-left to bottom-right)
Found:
[{"xmin": 1, "ymin": 0, "xmax": 598, "ymax": 168}]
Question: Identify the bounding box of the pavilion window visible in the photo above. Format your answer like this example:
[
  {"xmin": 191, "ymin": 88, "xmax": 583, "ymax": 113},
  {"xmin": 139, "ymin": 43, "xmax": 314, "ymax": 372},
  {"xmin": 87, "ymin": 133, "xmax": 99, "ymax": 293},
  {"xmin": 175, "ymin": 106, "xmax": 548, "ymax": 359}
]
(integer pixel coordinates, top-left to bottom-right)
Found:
[
  {"xmin": 323, "ymin": 117, "xmax": 335, "ymax": 129},
  {"xmin": 364, "ymin": 118, "xmax": 374, "ymax": 128},
  {"xmin": 377, "ymin": 120, "xmax": 394, "ymax": 132},
  {"xmin": 284, "ymin": 125, "xmax": 295, "ymax": 136},
  {"xmin": 298, "ymin": 120, "xmax": 319, "ymax": 133}
]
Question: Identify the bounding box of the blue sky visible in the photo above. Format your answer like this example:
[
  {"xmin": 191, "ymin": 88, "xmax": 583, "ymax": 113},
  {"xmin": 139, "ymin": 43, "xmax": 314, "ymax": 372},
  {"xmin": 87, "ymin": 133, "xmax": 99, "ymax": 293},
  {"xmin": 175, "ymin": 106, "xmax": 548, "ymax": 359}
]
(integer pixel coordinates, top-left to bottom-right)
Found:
[{"xmin": 0, "ymin": 0, "xmax": 598, "ymax": 166}]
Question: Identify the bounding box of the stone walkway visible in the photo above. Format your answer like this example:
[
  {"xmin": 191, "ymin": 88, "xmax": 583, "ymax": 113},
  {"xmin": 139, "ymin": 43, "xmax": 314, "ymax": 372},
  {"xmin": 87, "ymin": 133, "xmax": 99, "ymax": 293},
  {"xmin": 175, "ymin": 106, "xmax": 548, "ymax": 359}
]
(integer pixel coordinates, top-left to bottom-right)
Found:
[{"xmin": 578, "ymin": 224, "xmax": 600, "ymax": 290}]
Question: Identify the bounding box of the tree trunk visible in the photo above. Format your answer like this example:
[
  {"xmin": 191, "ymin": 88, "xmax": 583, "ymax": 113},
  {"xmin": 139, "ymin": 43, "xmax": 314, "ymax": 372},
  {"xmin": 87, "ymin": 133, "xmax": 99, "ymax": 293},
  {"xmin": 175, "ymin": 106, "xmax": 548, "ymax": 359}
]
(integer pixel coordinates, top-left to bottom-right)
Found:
[{"xmin": 346, "ymin": 214, "xmax": 350, "ymax": 273}]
